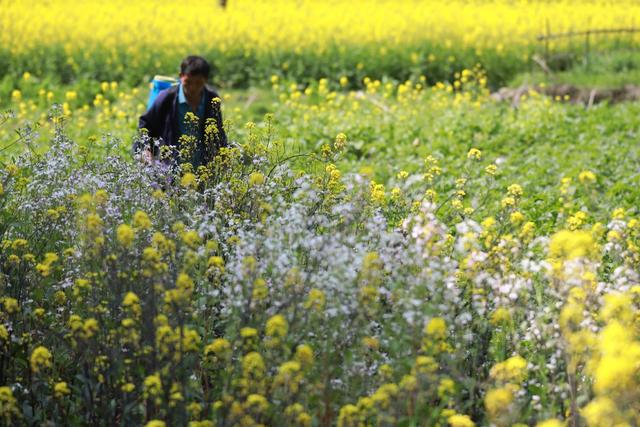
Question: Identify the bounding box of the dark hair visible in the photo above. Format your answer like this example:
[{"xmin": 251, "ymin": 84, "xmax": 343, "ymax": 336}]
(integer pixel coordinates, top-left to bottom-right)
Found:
[{"xmin": 180, "ymin": 56, "xmax": 211, "ymax": 78}]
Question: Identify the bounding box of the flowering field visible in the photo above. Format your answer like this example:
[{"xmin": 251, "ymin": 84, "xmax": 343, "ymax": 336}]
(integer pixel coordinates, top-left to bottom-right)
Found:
[
  {"xmin": 2, "ymin": 1, "xmax": 640, "ymax": 426},
  {"xmin": 1, "ymin": 66, "xmax": 640, "ymax": 425},
  {"xmin": 2, "ymin": 0, "xmax": 640, "ymax": 87}
]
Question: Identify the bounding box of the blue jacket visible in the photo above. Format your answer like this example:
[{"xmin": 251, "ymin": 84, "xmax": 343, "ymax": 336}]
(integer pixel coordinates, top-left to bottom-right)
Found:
[{"xmin": 135, "ymin": 85, "xmax": 227, "ymax": 165}]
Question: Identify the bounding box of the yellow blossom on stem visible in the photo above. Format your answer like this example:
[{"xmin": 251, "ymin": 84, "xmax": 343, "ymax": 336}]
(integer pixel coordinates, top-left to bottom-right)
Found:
[
  {"xmin": 116, "ymin": 224, "xmax": 135, "ymax": 247},
  {"xmin": 182, "ymin": 230, "xmax": 201, "ymax": 249},
  {"xmin": 180, "ymin": 172, "xmax": 197, "ymax": 189},
  {"xmin": 490, "ymin": 355, "xmax": 528, "ymax": 383},
  {"xmin": 30, "ymin": 346, "xmax": 52, "ymax": 373},
  {"xmin": 448, "ymin": 414, "xmax": 475, "ymax": 427},
  {"xmin": 244, "ymin": 393, "xmax": 269, "ymax": 413},
  {"xmin": 579, "ymin": 170, "xmax": 596, "ymax": 184},
  {"xmin": 252, "ymin": 278, "xmax": 268, "ymax": 301},
  {"xmin": 582, "ymin": 397, "xmax": 623, "ymax": 426},
  {"xmin": 549, "ymin": 230, "xmax": 598, "ymax": 261},
  {"xmin": 507, "ymin": 184, "xmax": 523, "ymax": 197},
  {"xmin": 265, "ymin": 314, "xmax": 288, "ymax": 338},
  {"xmin": 205, "ymin": 338, "xmax": 232, "ymax": 361},
  {"xmin": 295, "ymin": 344, "xmax": 314, "ymax": 368},
  {"xmin": 133, "ymin": 210, "xmax": 152, "ymax": 230},
  {"xmin": 536, "ymin": 420, "xmax": 563, "ymax": 427},
  {"xmin": 242, "ymin": 352, "xmax": 265, "ymax": 379},
  {"xmin": 467, "ymin": 148, "xmax": 482, "ymax": 160},
  {"xmin": 1, "ymin": 297, "xmax": 19, "ymax": 314},
  {"xmin": 369, "ymin": 181, "xmax": 386, "ymax": 206},
  {"xmin": 143, "ymin": 374, "xmax": 162, "ymax": 399},
  {"xmin": 510, "ymin": 211, "xmax": 525, "ymax": 225},
  {"xmin": 0, "ymin": 386, "xmax": 20, "ymax": 421},
  {"xmin": 490, "ymin": 307, "xmax": 512, "ymax": 325},
  {"xmin": 248, "ymin": 171, "xmax": 265, "ymax": 186},
  {"xmin": 485, "ymin": 386, "xmax": 514, "ymax": 419},
  {"xmin": 122, "ymin": 291, "xmax": 141, "ymax": 317},
  {"xmin": 425, "ymin": 317, "xmax": 447, "ymax": 339},
  {"xmin": 337, "ymin": 404, "xmax": 359, "ymax": 427},
  {"xmin": 208, "ymin": 256, "xmax": 225, "ymax": 271},
  {"xmin": 121, "ymin": 383, "xmax": 135, "ymax": 393},
  {"xmin": 303, "ymin": 288, "xmax": 325, "ymax": 311},
  {"xmin": 54, "ymin": 382, "xmax": 71, "ymax": 399}
]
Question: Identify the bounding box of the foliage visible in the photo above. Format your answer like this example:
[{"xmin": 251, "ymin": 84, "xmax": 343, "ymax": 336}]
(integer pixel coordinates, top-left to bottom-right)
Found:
[{"xmin": 0, "ymin": 97, "xmax": 639, "ymax": 425}]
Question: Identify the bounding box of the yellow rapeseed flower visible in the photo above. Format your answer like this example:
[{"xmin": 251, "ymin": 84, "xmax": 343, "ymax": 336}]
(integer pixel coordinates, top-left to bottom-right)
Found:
[
  {"xmin": 242, "ymin": 352, "xmax": 266, "ymax": 378},
  {"xmin": 248, "ymin": 171, "xmax": 265, "ymax": 187},
  {"xmin": 578, "ymin": 170, "xmax": 596, "ymax": 184},
  {"xmin": 582, "ymin": 397, "xmax": 623, "ymax": 427},
  {"xmin": 0, "ymin": 386, "xmax": 20, "ymax": 421},
  {"xmin": 116, "ymin": 224, "xmax": 135, "ymax": 247},
  {"xmin": 180, "ymin": 172, "xmax": 197, "ymax": 189},
  {"xmin": 303, "ymin": 288, "xmax": 325, "ymax": 311},
  {"xmin": 549, "ymin": 230, "xmax": 598, "ymax": 261},
  {"xmin": 205, "ymin": 338, "xmax": 232, "ymax": 360},
  {"xmin": 30, "ymin": 346, "xmax": 52, "ymax": 373},
  {"xmin": 181, "ymin": 230, "xmax": 201, "ymax": 248},
  {"xmin": 448, "ymin": 414, "xmax": 475, "ymax": 427},
  {"xmin": 490, "ymin": 307, "xmax": 512, "ymax": 325},
  {"xmin": 489, "ymin": 355, "xmax": 528, "ymax": 384},
  {"xmin": 467, "ymin": 148, "xmax": 481, "ymax": 160},
  {"xmin": 484, "ymin": 387, "xmax": 514, "ymax": 419},
  {"xmin": 121, "ymin": 292, "xmax": 142, "ymax": 318},
  {"xmin": 294, "ymin": 344, "xmax": 314, "ymax": 368},
  {"xmin": 425, "ymin": 317, "xmax": 447, "ymax": 340},
  {"xmin": 507, "ymin": 184, "xmax": 523, "ymax": 197},
  {"xmin": 1, "ymin": 297, "xmax": 19, "ymax": 314},
  {"xmin": 265, "ymin": 314, "xmax": 288, "ymax": 338},
  {"xmin": 337, "ymin": 404, "xmax": 359, "ymax": 427},
  {"xmin": 143, "ymin": 374, "xmax": 162, "ymax": 398},
  {"xmin": 536, "ymin": 420, "xmax": 563, "ymax": 427},
  {"xmin": 133, "ymin": 210, "xmax": 152, "ymax": 230},
  {"xmin": 54, "ymin": 381, "xmax": 71, "ymax": 399}
]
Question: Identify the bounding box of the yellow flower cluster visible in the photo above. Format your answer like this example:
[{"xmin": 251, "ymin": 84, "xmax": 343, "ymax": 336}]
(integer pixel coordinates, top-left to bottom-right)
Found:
[
  {"xmin": 549, "ymin": 230, "xmax": 598, "ymax": 261},
  {"xmin": 0, "ymin": 387, "xmax": 20, "ymax": 422},
  {"xmin": 485, "ymin": 355, "xmax": 529, "ymax": 425},
  {"xmin": 54, "ymin": 381, "xmax": 71, "ymax": 399},
  {"xmin": 489, "ymin": 355, "xmax": 528, "ymax": 384},
  {"xmin": 1, "ymin": 297, "xmax": 19, "ymax": 314},
  {"xmin": 116, "ymin": 224, "xmax": 135, "ymax": 247},
  {"xmin": 35, "ymin": 252, "xmax": 58, "ymax": 277},
  {"xmin": 581, "ymin": 291, "xmax": 640, "ymax": 424},
  {"xmin": 30, "ymin": 345, "xmax": 52, "ymax": 373}
]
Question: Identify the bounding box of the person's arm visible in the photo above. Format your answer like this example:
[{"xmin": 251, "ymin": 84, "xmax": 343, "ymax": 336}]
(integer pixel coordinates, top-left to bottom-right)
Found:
[{"xmin": 133, "ymin": 95, "xmax": 164, "ymax": 158}]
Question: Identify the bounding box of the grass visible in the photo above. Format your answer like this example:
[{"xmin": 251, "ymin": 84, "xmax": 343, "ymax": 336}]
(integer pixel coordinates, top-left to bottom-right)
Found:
[{"xmin": 510, "ymin": 49, "xmax": 640, "ymax": 88}]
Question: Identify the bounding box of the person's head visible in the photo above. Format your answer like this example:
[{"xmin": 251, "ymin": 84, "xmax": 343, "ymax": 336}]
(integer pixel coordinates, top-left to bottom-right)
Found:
[{"xmin": 179, "ymin": 55, "xmax": 210, "ymax": 97}]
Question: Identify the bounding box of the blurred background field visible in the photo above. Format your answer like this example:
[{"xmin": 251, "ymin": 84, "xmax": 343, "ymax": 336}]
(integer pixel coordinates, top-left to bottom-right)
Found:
[{"xmin": 2, "ymin": 0, "xmax": 640, "ymax": 91}]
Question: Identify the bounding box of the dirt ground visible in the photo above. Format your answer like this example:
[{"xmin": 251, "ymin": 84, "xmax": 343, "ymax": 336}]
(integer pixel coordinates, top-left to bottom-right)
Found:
[{"xmin": 491, "ymin": 84, "xmax": 640, "ymax": 107}]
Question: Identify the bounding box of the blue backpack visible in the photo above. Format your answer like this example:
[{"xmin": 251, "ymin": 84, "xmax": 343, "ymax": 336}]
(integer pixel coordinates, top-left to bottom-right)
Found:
[{"xmin": 147, "ymin": 75, "xmax": 179, "ymax": 110}]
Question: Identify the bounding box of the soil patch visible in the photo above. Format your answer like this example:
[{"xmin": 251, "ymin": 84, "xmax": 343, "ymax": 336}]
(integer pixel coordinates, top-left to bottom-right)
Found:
[{"xmin": 491, "ymin": 84, "xmax": 640, "ymax": 107}]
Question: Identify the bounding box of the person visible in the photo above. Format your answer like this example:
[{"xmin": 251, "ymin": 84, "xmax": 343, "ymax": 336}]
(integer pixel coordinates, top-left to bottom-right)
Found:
[{"xmin": 134, "ymin": 55, "xmax": 227, "ymax": 168}]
